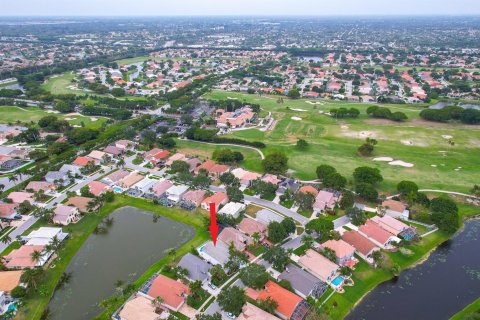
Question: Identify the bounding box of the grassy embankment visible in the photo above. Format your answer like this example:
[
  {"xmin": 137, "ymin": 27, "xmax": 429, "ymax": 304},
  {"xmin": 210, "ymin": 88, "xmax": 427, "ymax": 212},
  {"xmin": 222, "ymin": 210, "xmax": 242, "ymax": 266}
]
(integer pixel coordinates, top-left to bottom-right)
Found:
[{"xmin": 12, "ymin": 195, "xmax": 209, "ymax": 320}]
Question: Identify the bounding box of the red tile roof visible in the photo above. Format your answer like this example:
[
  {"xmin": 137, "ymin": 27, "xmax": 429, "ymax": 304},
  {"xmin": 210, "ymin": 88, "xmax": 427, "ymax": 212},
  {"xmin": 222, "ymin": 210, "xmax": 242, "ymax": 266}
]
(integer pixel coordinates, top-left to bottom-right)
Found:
[
  {"xmin": 146, "ymin": 274, "xmax": 190, "ymax": 310},
  {"xmin": 342, "ymin": 230, "xmax": 377, "ymax": 256},
  {"xmin": 254, "ymin": 281, "xmax": 303, "ymax": 319}
]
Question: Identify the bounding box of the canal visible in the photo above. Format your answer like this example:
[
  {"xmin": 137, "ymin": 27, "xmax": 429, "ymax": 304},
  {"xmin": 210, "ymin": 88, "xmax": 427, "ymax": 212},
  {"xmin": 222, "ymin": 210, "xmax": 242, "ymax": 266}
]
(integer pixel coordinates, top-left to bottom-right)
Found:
[
  {"xmin": 347, "ymin": 218, "xmax": 480, "ymax": 320},
  {"xmin": 47, "ymin": 206, "xmax": 195, "ymax": 320}
]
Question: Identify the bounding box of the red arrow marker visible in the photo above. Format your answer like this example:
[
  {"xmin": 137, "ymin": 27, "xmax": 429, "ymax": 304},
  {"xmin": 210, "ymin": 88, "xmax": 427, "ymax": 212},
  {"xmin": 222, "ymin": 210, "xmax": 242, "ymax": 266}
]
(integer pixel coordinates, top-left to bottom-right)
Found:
[{"xmin": 209, "ymin": 202, "xmax": 219, "ymax": 246}]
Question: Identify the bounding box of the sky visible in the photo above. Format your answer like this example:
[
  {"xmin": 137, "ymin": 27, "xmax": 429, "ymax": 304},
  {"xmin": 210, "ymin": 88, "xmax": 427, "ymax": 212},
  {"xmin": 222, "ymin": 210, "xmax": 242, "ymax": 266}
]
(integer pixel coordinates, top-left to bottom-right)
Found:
[{"xmin": 2, "ymin": 0, "xmax": 480, "ymax": 16}]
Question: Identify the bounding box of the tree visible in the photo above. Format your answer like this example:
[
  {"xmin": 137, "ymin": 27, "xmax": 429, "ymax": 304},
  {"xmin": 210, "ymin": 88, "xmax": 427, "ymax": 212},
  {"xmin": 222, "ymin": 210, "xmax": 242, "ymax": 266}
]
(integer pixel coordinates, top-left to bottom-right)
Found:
[
  {"xmin": 192, "ymin": 174, "xmax": 212, "ymax": 190},
  {"xmin": 239, "ymin": 264, "xmax": 269, "ymax": 289},
  {"xmin": 301, "ymin": 234, "xmax": 315, "ymax": 248},
  {"xmin": 295, "ymin": 191, "xmax": 315, "ymax": 212},
  {"xmin": 371, "ymin": 250, "xmax": 384, "ymax": 268},
  {"xmin": 111, "ymin": 88, "xmax": 126, "ymax": 97},
  {"xmin": 316, "ymin": 165, "xmax": 336, "ymax": 180},
  {"xmin": 80, "ymin": 185, "xmax": 94, "ymax": 197},
  {"xmin": 262, "ymin": 152, "xmax": 288, "ymax": 175},
  {"xmin": 252, "ymin": 179, "xmax": 277, "ymax": 199},
  {"xmin": 358, "ymin": 142, "xmax": 374, "ymax": 157},
  {"xmin": 287, "ymin": 88, "xmax": 301, "ymax": 99},
  {"xmin": 225, "ymin": 244, "xmax": 248, "ymax": 273},
  {"xmin": 268, "ymin": 221, "xmax": 287, "ymax": 243},
  {"xmin": 187, "ymin": 280, "xmax": 204, "ymax": 305},
  {"xmin": 263, "ymin": 245, "xmax": 290, "ymax": 271},
  {"xmin": 296, "ymin": 139, "xmax": 309, "ymax": 149},
  {"xmin": 217, "ymin": 286, "xmax": 246, "ymax": 316},
  {"xmin": 353, "ymin": 167, "xmax": 383, "ymax": 185},
  {"xmin": 356, "ymin": 182, "xmax": 379, "ymax": 202},
  {"xmin": 31, "ymin": 250, "xmax": 43, "ymax": 263},
  {"xmin": 226, "ymin": 186, "xmax": 244, "ymax": 203},
  {"xmin": 281, "ymin": 218, "xmax": 296, "ymax": 234},
  {"xmin": 339, "ymin": 190, "xmax": 355, "ymax": 209},
  {"xmin": 171, "ymin": 160, "xmax": 190, "ymax": 173},
  {"xmin": 430, "ymin": 197, "xmax": 459, "ymax": 233},
  {"xmin": 210, "ymin": 264, "xmax": 227, "ymax": 286},
  {"xmin": 323, "ymin": 172, "xmax": 347, "ymax": 190},
  {"xmin": 397, "ymin": 181, "xmax": 419, "ymax": 196},
  {"xmin": 1, "ymin": 234, "xmax": 11, "ymax": 245},
  {"xmin": 212, "ymin": 149, "xmax": 244, "ymax": 164},
  {"xmin": 177, "ymin": 171, "xmax": 193, "ymax": 184},
  {"xmin": 21, "ymin": 268, "xmax": 44, "ymax": 290},
  {"xmin": 347, "ymin": 207, "xmax": 367, "ymax": 226},
  {"xmin": 11, "ymin": 286, "xmax": 26, "ymax": 299},
  {"xmin": 220, "ymin": 172, "xmax": 239, "ymax": 187},
  {"xmin": 305, "ymin": 218, "xmax": 334, "ymax": 240},
  {"xmin": 258, "ymin": 297, "xmax": 279, "ymax": 314}
]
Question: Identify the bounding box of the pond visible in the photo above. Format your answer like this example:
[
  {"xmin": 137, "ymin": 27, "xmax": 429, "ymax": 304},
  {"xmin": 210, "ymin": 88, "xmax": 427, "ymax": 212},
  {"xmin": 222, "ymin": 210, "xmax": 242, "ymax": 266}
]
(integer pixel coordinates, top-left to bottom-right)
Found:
[
  {"xmin": 47, "ymin": 206, "xmax": 195, "ymax": 320},
  {"xmin": 347, "ymin": 218, "xmax": 480, "ymax": 320}
]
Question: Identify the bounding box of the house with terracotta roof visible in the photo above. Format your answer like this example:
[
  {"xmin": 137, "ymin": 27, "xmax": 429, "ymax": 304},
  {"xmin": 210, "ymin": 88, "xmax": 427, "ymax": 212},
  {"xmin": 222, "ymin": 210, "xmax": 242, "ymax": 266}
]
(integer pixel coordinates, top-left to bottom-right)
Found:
[
  {"xmin": 7, "ymin": 191, "xmax": 34, "ymax": 205},
  {"xmin": 53, "ymin": 205, "xmax": 80, "ymax": 225},
  {"xmin": 358, "ymin": 220, "xmax": 399, "ymax": 249},
  {"xmin": 87, "ymin": 150, "xmax": 108, "ymax": 163},
  {"xmin": 88, "ymin": 181, "xmax": 111, "ymax": 197},
  {"xmin": 65, "ymin": 196, "xmax": 95, "ymax": 213},
  {"xmin": 341, "ymin": 230, "xmax": 379, "ymax": 263},
  {"xmin": 181, "ymin": 189, "xmax": 207, "ymax": 207},
  {"xmin": 246, "ymin": 281, "xmax": 310, "ymax": 320},
  {"xmin": 262, "ymin": 174, "xmax": 281, "ymax": 186},
  {"xmin": 218, "ymin": 227, "xmax": 250, "ymax": 251},
  {"xmin": 194, "ymin": 160, "xmax": 215, "ymax": 175},
  {"xmin": 73, "ymin": 156, "xmax": 98, "ymax": 167},
  {"xmin": 104, "ymin": 170, "xmax": 130, "ymax": 184},
  {"xmin": 118, "ymin": 172, "xmax": 145, "ymax": 188},
  {"xmin": 320, "ymin": 239, "xmax": 356, "ymax": 267},
  {"xmin": 145, "ymin": 274, "xmax": 190, "ymax": 312},
  {"xmin": 201, "ymin": 192, "xmax": 228, "ymax": 211},
  {"xmin": 165, "ymin": 153, "xmax": 186, "ymax": 166},
  {"xmin": 25, "ymin": 181, "xmax": 56, "ymax": 193},
  {"xmin": 298, "ymin": 186, "xmax": 318, "ymax": 197},
  {"xmin": 143, "ymin": 148, "xmax": 169, "ymax": 164},
  {"xmin": 115, "ymin": 140, "xmax": 135, "ymax": 151},
  {"xmin": 118, "ymin": 295, "xmax": 161, "ymax": 320},
  {"xmin": 104, "ymin": 145, "xmax": 123, "ymax": 157},
  {"xmin": 216, "ymin": 106, "xmax": 256, "ymax": 129},
  {"xmin": 238, "ymin": 217, "xmax": 267, "ymax": 239},
  {"xmin": 298, "ymin": 249, "xmax": 339, "ymax": 283},
  {"xmin": 371, "ymin": 215, "xmax": 417, "ymax": 240},
  {"xmin": 0, "ymin": 271, "xmax": 23, "ymax": 293},
  {"xmin": 231, "ymin": 168, "xmax": 262, "ymax": 187},
  {"xmin": 313, "ymin": 191, "xmax": 340, "ymax": 214},
  {"xmin": 379, "ymin": 199, "xmax": 410, "ymax": 219},
  {"xmin": 238, "ymin": 302, "xmax": 280, "ymax": 320},
  {"xmin": 209, "ymin": 164, "xmax": 230, "ymax": 179},
  {"xmin": 0, "ymin": 203, "xmax": 20, "ymax": 220},
  {"xmin": 4, "ymin": 245, "xmax": 51, "ymax": 269},
  {"xmin": 150, "ymin": 180, "xmax": 173, "ymax": 197}
]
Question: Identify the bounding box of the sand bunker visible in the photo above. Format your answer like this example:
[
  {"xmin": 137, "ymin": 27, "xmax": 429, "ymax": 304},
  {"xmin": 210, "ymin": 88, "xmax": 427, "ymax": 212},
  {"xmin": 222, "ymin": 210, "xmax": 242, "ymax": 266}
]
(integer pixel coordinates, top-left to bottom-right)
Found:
[
  {"xmin": 389, "ymin": 160, "xmax": 414, "ymax": 168},
  {"xmin": 291, "ymin": 116, "xmax": 302, "ymax": 121},
  {"xmin": 431, "ymin": 164, "xmax": 437, "ymax": 167},
  {"xmin": 401, "ymin": 140, "xmax": 413, "ymax": 146},
  {"xmin": 373, "ymin": 157, "xmax": 394, "ymax": 162},
  {"xmin": 64, "ymin": 117, "xmax": 76, "ymax": 121},
  {"xmin": 442, "ymin": 135, "xmax": 453, "ymax": 139},
  {"xmin": 306, "ymin": 101, "xmax": 324, "ymax": 105},
  {"xmin": 90, "ymin": 117, "xmax": 98, "ymax": 121},
  {"xmin": 65, "ymin": 112, "xmax": 81, "ymax": 116},
  {"xmin": 291, "ymin": 108, "xmax": 308, "ymax": 112},
  {"xmin": 227, "ymin": 97, "xmax": 238, "ymax": 100}
]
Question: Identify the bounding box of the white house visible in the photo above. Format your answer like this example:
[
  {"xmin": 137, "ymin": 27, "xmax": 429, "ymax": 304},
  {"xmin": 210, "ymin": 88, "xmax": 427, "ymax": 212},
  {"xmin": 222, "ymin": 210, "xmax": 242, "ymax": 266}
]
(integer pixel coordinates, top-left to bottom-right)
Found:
[
  {"xmin": 218, "ymin": 202, "xmax": 246, "ymax": 219},
  {"xmin": 165, "ymin": 185, "xmax": 189, "ymax": 203}
]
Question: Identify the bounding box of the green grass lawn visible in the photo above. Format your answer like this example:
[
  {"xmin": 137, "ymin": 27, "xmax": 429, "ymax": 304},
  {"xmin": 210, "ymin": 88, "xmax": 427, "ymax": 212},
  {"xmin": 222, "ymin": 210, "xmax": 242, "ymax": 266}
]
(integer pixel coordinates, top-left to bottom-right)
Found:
[
  {"xmin": 204, "ymin": 90, "xmax": 480, "ymax": 194},
  {"xmin": 13, "ymin": 195, "xmax": 209, "ymax": 320},
  {"xmin": 0, "ymin": 105, "xmax": 107, "ymax": 130},
  {"xmin": 319, "ymin": 202, "xmax": 480, "ymax": 320},
  {"xmin": 175, "ymin": 138, "xmax": 264, "ymax": 173},
  {"xmin": 450, "ymin": 298, "xmax": 480, "ymax": 320}
]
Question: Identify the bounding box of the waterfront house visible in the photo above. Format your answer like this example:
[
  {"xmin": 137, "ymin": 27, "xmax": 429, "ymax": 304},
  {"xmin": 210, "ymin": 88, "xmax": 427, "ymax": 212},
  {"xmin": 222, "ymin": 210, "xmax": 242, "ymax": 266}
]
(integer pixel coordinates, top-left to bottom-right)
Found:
[
  {"xmin": 320, "ymin": 239, "xmax": 356, "ymax": 267},
  {"xmin": 278, "ymin": 263, "xmax": 328, "ymax": 299},
  {"xmin": 165, "ymin": 185, "xmax": 189, "ymax": 203},
  {"xmin": 52, "ymin": 205, "xmax": 80, "ymax": 225},
  {"xmin": 298, "ymin": 249, "xmax": 339, "ymax": 283},
  {"xmin": 177, "ymin": 253, "xmax": 212, "ymax": 283},
  {"xmin": 145, "ymin": 274, "xmax": 190, "ymax": 312},
  {"xmin": 342, "ymin": 230, "xmax": 380, "ymax": 263}
]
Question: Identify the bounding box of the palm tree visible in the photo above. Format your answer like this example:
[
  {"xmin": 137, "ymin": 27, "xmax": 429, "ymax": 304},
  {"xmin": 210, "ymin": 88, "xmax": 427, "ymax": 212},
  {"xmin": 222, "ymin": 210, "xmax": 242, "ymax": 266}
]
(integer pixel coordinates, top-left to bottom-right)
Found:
[
  {"xmin": 252, "ymin": 232, "xmax": 261, "ymax": 245},
  {"xmin": 30, "ymin": 250, "xmax": 43, "ymax": 264},
  {"xmin": 21, "ymin": 268, "xmax": 45, "ymax": 289},
  {"xmin": 301, "ymin": 234, "xmax": 314, "ymax": 248},
  {"xmin": 116, "ymin": 158, "xmax": 126, "ymax": 168},
  {"xmin": 1, "ymin": 234, "xmax": 12, "ymax": 245},
  {"xmin": 0, "ymin": 184, "xmax": 5, "ymax": 192},
  {"xmin": 8, "ymin": 175, "xmax": 18, "ymax": 183}
]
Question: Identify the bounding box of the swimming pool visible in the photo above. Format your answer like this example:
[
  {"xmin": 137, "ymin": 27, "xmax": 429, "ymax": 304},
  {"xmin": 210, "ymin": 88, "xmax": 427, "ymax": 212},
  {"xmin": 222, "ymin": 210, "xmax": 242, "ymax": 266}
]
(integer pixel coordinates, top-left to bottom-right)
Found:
[
  {"xmin": 331, "ymin": 276, "xmax": 344, "ymax": 287},
  {"xmin": 113, "ymin": 186, "xmax": 123, "ymax": 193}
]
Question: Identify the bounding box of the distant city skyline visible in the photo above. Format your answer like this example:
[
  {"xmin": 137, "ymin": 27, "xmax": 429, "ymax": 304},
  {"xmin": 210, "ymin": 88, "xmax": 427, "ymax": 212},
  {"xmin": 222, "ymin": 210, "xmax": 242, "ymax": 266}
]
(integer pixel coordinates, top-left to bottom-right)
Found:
[{"xmin": 2, "ymin": 0, "xmax": 480, "ymax": 16}]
